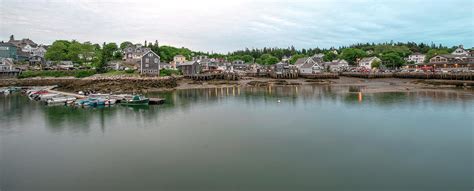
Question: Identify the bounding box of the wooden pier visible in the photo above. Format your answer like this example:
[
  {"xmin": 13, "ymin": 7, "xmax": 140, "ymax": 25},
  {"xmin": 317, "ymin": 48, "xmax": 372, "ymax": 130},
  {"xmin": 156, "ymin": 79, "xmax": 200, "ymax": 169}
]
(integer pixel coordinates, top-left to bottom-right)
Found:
[
  {"xmin": 300, "ymin": 73, "xmax": 339, "ymax": 79},
  {"xmin": 341, "ymin": 72, "xmax": 394, "ymax": 78},
  {"xmin": 394, "ymin": 72, "xmax": 474, "ymax": 81},
  {"xmin": 185, "ymin": 73, "xmax": 240, "ymax": 81}
]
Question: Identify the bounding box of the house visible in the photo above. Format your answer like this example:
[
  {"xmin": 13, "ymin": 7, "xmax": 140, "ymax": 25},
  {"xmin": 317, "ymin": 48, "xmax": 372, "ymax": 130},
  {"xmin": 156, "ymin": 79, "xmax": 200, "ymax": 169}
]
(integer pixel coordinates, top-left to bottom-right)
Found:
[
  {"xmin": 230, "ymin": 60, "xmax": 248, "ymax": 71},
  {"xmin": 294, "ymin": 57, "xmax": 308, "ymax": 68},
  {"xmin": 31, "ymin": 46, "xmax": 47, "ymax": 57},
  {"xmin": 406, "ymin": 53, "xmax": 426, "ymax": 64},
  {"xmin": 140, "ymin": 51, "xmax": 160, "ymax": 75},
  {"xmin": 0, "ymin": 58, "xmax": 15, "ymax": 71},
  {"xmin": 8, "ymin": 35, "xmax": 37, "ymax": 48},
  {"xmin": 177, "ymin": 61, "xmax": 201, "ymax": 75},
  {"xmin": 297, "ymin": 54, "xmax": 324, "ymax": 74},
  {"xmin": 323, "ymin": 59, "xmax": 349, "ymax": 72},
  {"xmin": 0, "ymin": 42, "xmax": 18, "ymax": 60},
  {"xmin": 122, "ymin": 44, "xmax": 151, "ymax": 63},
  {"xmin": 299, "ymin": 61, "xmax": 323, "ymax": 74},
  {"xmin": 29, "ymin": 55, "xmax": 45, "ymax": 67},
  {"xmin": 170, "ymin": 55, "xmax": 186, "ymax": 69},
  {"xmin": 358, "ymin": 57, "xmax": 381, "ymax": 69},
  {"xmin": 269, "ymin": 62, "xmax": 298, "ymax": 79},
  {"xmin": 57, "ymin": 61, "xmax": 74, "ymax": 70},
  {"xmin": 424, "ymin": 54, "xmax": 473, "ymax": 70},
  {"xmin": 451, "ymin": 45, "xmax": 469, "ymax": 56}
]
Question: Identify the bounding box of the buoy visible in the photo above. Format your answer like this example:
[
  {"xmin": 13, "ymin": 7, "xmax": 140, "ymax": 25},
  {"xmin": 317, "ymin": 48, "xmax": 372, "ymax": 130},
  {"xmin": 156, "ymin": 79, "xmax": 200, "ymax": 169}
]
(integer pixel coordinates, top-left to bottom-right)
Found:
[{"xmin": 277, "ymin": 99, "xmax": 281, "ymax": 103}]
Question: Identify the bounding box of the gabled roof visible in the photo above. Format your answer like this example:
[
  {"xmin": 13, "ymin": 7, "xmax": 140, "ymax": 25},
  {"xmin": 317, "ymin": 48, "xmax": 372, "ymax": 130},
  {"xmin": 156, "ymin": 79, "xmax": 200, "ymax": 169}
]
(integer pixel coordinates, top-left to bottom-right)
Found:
[
  {"xmin": 294, "ymin": 57, "xmax": 308, "ymax": 66},
  {"xmin": 141, "ymin": 50, "xmax": 160, "ymax": 59},
  {"xmin": 359, "ymin": 57, "xmax": 379, "ymax": 63}
]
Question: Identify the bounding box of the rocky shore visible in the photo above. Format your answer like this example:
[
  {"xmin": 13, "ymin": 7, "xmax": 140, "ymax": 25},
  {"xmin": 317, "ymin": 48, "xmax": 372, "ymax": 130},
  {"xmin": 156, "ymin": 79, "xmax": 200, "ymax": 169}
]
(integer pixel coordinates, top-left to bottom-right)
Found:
[{"xmin": 1, "ymin": 76, "xmax": 472, "ymax": 94}]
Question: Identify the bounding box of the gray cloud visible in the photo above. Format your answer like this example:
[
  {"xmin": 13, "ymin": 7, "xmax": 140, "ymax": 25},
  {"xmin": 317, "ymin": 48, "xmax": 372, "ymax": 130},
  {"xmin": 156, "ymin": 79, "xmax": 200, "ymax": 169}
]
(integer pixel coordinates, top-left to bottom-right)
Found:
[{"xmin": 1, "ymin": 0, "xmax": 472, "ymax": 52}]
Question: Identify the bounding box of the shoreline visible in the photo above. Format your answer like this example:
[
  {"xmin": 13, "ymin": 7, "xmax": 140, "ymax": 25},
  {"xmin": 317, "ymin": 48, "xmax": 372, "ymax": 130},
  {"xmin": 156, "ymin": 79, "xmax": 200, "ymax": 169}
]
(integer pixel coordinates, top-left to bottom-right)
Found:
[{"xmin": 1, "ymin": 76, "xmax": 473, "ymax": 94}]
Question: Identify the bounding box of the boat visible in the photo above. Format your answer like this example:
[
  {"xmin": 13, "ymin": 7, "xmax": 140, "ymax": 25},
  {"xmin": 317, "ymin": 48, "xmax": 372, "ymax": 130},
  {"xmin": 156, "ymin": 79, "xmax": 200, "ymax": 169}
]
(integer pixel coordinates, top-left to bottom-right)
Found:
[
  {"xmin": 46, "ymin": 96, "xmax": 77, "ymax": 105},
  {"xmin": 120, "ymin": 95, "xmax": 149, "ymax": 105},
  {"xmin": 38, "ymin": 93, "xmax": 60, "ymax": 101}
]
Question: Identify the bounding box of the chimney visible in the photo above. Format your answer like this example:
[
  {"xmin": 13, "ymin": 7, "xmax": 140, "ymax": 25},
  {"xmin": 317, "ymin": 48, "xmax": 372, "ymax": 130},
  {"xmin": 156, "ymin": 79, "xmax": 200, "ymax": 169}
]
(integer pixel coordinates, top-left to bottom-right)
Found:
[
  {"xmin": 459, "ymin": 45, "xmax": 464, "ymax": 49},
  {"xmin": 9, "ymin": 35, "xmax": 14, "ymax": 41}
]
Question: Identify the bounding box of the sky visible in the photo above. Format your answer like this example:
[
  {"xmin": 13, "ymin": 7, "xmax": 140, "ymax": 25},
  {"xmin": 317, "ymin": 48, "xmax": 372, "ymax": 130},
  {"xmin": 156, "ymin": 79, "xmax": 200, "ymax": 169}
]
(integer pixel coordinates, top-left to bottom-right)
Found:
[{"xmin": 0, "ymin": 0, "xmax": 473, "ymax": 53}]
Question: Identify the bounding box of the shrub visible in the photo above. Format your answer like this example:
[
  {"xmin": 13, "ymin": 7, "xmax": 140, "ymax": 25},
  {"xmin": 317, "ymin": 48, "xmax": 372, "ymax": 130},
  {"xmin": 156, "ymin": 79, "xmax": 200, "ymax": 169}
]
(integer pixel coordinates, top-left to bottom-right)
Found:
[
  {"xmin": 18, "ymin": 70, "xmax": 96, "ymax": 79},
  {"xmin": 160, "ymin": 69, "xmax": 181, "ymax": 76}
]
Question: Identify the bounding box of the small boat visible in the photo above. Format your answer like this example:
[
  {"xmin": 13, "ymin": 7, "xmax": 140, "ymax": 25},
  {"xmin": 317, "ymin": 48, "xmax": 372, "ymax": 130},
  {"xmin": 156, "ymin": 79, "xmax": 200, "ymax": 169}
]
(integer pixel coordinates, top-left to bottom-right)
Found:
[
  {"xmin": 121, "ymin": 95, "xmax": 149, "ymax": 105},
  {"xmin": 46, "ymin": 96, "xmax": 77, "ymax": 105},
  {"xmin": 38, "ymin": 93, "xmax": 60, "ymax": 101}
]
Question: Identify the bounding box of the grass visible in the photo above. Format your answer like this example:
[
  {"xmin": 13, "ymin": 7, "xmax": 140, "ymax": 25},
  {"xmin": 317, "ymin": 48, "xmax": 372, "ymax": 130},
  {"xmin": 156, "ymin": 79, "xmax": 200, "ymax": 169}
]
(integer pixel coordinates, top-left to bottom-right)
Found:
[
  {"xmin": 18, "ymin": 70, "xmax": 97, "ymax": 79},
  {"xmin": 160, "ymin": 69, "xmax": 181, "ymax": 77},
  {"xmin": 102, "ymin": 70, "xmax": 139, "ymax": 77}
]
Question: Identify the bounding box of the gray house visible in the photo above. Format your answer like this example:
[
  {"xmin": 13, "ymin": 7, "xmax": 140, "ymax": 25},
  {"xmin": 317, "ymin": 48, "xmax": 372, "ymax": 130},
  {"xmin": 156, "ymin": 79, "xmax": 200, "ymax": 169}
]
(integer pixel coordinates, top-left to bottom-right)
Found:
[
  {"xmin": 140, "ymin": 51, "xmax": 160, "ymax": 75},
  {"xmin": 177, "ymin": 61, "xmax": 201, "ymax": 75}
]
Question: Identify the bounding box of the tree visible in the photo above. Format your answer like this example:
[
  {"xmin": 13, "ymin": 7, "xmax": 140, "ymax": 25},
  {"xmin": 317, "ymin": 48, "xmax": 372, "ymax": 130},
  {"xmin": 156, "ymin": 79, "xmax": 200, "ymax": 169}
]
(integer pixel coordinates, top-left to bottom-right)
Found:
[
  {"xmin": 340, "ymin": 48, "xmax": 367, "ymax": 65},
  {"xmin": 380, "ymin": 53, "xmax": 405, "ymax": 68},
  {"xmin": 241, "ymin": 55, "xmax": 254, "ymax": 63},
  {"xmin": 120, "ymin": 41, "xmax": 133, "ymax": 50},
  {"xmin": 45, "ymin": 40, "xmax": 70, "ymax": 61},
  {"xmin": 102, "ymin": 43, "xmax": 119, "ymax": 62},
  {"xmin": 323, "ymin": 51, "xmax": 338, "ymax": 62},
  {"xmin": 371, "ymin": 60, "xmax": 381, "ymax": 69}
]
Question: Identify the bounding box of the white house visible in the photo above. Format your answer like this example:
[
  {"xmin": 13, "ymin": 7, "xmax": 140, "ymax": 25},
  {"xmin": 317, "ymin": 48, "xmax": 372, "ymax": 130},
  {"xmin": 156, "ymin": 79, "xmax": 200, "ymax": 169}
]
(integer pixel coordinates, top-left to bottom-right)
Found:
[
  {"xmin": 451, "ymin": 45, "xmax": 469, "ymax": 56},
  {"xmin": 298, "ymin": 55, "xmax": 324, "ymax": 74},
  {"xmin": 407, "ymin": 53, "xmax": 426, "ymax": 64},
  {"xmin": 324, "ymin": 59, "xmax": 349, "ymax": 72},
  {"xmin": 358, "ymin": 57, "xmax": 381, "ymax": 69}
]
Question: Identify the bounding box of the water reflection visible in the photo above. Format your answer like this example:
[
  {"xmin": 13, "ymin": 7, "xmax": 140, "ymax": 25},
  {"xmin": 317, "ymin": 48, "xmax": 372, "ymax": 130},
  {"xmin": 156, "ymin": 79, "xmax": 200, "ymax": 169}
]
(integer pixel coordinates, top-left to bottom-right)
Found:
[{"xmin": 1, "ymin": 86, "xmax": 473, "ymax": 134}]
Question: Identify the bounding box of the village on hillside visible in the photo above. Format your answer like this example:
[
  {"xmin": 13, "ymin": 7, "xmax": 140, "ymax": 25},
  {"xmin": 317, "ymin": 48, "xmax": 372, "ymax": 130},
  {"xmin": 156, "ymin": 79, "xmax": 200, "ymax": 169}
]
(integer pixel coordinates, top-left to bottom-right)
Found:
[{"xmin": 1, "ymin": 34, "xmax": 473, "ymax": 80}]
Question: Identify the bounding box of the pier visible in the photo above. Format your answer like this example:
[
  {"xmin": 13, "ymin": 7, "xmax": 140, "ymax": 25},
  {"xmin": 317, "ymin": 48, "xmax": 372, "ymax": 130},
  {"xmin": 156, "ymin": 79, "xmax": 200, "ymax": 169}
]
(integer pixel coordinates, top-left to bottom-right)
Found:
[{"xmin": 185, "ymin": 73, "xmax": 240, "ymax": 81}]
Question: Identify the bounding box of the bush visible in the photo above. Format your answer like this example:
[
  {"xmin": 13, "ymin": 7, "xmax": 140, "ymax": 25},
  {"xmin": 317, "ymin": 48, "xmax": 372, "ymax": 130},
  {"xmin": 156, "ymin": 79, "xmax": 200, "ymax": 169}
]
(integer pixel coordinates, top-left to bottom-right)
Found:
[
  {"xmin": 160, "ymin": 69, "xmax": 181, "ymax": 76},
  {"xmin": 18, "ymin": 70, "xmax": 96, "ymax": 79},
  {"xmin": 74, "ymin": 70, "xmax": 96, "ymax": 78}
]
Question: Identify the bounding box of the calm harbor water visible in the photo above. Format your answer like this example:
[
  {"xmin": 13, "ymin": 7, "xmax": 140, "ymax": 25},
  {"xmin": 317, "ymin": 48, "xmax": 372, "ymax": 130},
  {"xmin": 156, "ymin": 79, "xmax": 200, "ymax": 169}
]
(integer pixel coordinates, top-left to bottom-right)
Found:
[{"xmin": 1, "ymin": 86, "xmax": 473, "ymax": 191}]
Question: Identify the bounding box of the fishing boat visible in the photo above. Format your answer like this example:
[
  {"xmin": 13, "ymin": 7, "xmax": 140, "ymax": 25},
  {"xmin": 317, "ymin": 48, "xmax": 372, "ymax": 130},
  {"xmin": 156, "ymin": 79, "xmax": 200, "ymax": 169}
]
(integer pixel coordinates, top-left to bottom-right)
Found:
[{"xmin": 121, "ymin": 95, "xmax": 149, "ymax": 105}]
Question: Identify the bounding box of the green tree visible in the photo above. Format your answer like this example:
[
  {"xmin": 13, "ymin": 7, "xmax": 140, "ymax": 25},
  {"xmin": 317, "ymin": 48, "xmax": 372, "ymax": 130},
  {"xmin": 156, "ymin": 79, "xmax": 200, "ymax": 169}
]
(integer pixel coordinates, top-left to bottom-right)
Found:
[
  {"xmin": 371, "ymin": 60, "xmax": 381, "ymax": 69},
  {"xmin": 102, "ymin": 43, "xmax": 119, "ymax": 62},
  {"xmin": 45, "ymin": 40, "xmax": 70, "ymax": 61},
  {"xmin": 120, "ymin": 41, "xmax": 133, "ymax": 50},
  {"xmin": 323, "ymin": 51, "xmax": 338, "ymax": 62},
  {"xmin": 380, "ymin": 53, "xmax": 405, "ymax": 68},
  {"xmin": 241, "ymin": 55, "xmax": 254, "ymax": 63},
  {"xmin": 340, "ymin": 48, "xmax": 367, "ymax": 65}
]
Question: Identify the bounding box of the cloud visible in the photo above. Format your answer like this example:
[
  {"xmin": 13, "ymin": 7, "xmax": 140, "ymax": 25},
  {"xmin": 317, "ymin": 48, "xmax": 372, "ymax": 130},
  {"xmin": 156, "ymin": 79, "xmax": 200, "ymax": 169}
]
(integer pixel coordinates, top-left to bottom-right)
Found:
[{"xmin": 0, "ymin": 0, "xmax": 472, "ymax": 52}]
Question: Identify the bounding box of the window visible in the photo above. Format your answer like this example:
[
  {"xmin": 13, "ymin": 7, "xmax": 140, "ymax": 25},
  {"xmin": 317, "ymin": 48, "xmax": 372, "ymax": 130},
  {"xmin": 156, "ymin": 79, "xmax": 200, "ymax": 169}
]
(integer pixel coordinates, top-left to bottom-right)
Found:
[
  {"xmin": 149, "ymin": 53, "xmax": 153, "ymax": 56},
  {"xmin": 145, "ymin": 58, "xmax": 149, "ymax": 63},
  {"xmin": 145, "ymin": 64, "xmax": 149, "ymax": 67},
  {"xmin": 154, "ymin": 58, "xmax": 158, "ymax": 63}
]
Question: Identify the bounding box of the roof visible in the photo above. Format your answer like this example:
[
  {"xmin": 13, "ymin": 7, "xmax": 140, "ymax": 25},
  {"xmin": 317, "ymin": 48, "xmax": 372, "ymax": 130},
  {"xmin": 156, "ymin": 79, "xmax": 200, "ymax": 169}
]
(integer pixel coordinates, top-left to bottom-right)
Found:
[
  {"xmin": 410, "ymin": 53, "xmax": 425, "ymax": 56},
  {"xmin": 294, "ymin": 57, "xmax": 308, "ymax": 66},
  {"xmin": 141, "ymin": 50, "xmax": 160, "ymax": 58},
  {"xmin": 177, "ymin": 61, "xmax": 198, "ymax": 66},
  {"xmin": 0, "ymin": 42, "xmax": 17, "ymax": 47},
  {"xmin": 300, "ymin": 61, "xmax": 318, "ymax": 69},
  {"xmin": 359, "ymin": 57, "xmax": 379, "ymax": 63}
]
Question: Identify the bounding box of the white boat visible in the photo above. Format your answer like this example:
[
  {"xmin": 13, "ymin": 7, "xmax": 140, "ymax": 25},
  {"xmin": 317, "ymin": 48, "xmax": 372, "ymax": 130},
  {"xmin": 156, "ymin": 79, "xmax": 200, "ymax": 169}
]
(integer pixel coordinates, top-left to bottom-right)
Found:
[
  {"xmin": 39, "ymin": 93, "xmax": 60, "ymax": 101},
  {"xmin": 46, "ymin": 96, "xmax": 77, "ymax": 104}
]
